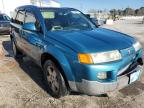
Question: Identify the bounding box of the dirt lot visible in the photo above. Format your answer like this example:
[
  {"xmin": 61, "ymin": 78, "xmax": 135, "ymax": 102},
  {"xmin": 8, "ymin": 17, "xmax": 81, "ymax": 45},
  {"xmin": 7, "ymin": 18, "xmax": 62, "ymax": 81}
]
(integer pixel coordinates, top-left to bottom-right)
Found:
[{"xmin": 0, "ymin": 19, "xmax": 144, "ymax": 108}]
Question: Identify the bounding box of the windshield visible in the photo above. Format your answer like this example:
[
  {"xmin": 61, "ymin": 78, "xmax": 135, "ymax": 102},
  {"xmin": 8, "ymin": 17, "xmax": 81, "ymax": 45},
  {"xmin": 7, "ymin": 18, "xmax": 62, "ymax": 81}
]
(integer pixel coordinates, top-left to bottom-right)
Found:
[
  {"xmin": 0, "ymin": 15, "xmax": 10, "ymax": 21},
  {"xmin": 41, "ymin": 9, "xmax": 96, "ymax": 31}
]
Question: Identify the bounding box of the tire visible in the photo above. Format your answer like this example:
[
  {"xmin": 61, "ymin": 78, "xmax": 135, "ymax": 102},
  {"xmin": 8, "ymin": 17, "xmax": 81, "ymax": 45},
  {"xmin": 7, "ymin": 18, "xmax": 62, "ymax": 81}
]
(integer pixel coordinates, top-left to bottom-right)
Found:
[
  {"xmin": 43, "ymin": 60, "xmax": 69, "ymax": 98},
  {"xmin": 11, "ymin": 38, "xmax": 23, "ymax": 59}
]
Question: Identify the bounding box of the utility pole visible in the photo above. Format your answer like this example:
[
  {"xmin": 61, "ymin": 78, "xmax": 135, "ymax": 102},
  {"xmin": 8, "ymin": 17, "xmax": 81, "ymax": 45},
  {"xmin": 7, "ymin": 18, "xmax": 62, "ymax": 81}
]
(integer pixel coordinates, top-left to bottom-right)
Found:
[
  {"xmin": 2, "ymin": 0, "xmax": 5, "ymax": 13},
  {"xmin": 80, "ymin": 3, "xmax": 84, "ymax": 12},
  {"xmin": 39, "ymin": 0, "xmax": 42, "ymax": 7}
]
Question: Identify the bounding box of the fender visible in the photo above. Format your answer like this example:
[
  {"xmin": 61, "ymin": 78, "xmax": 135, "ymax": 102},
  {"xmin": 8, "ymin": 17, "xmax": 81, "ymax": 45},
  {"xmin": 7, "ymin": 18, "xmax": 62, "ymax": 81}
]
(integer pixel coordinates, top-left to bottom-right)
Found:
[{"xmin": 43, "ymin": 45, "xmax": 78, "ymax": 91}]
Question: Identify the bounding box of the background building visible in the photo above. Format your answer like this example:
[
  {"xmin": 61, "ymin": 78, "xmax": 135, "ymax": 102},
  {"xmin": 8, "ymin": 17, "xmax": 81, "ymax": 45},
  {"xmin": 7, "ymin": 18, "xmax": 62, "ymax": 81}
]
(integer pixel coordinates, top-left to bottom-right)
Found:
[
  {"xmin": 0, "ymin": 0, "xmax": 60, "ymax": 16},
  {"xmin": 31, "ymin": 0, "xmax": 60, "ymax": 7}
]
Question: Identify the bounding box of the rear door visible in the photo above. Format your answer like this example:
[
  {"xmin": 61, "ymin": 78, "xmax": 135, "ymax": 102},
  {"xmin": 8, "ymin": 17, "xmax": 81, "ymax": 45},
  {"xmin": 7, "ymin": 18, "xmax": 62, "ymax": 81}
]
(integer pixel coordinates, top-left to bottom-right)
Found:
[
  {"xmin": 11, "ymin": 10, "xmax": 25, "ymax": 49},
  {"xmin": 21, "ymin": 9, "xmax": 44, "ymax": 62}
]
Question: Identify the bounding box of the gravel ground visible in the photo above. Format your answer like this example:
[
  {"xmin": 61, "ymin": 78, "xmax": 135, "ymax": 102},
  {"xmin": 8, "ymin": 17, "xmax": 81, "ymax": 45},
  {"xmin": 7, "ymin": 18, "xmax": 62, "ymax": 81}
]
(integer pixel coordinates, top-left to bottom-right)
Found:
[{"xmin": 0, "ymin": 19, "xmax": 144, "ymax": 108}]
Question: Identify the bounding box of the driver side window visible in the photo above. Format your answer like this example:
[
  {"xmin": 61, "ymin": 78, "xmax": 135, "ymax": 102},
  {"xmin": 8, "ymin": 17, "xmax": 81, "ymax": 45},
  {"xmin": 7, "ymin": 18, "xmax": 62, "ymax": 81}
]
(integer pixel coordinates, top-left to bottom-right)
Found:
[
  {"xmin": 25, "ymin": 11, "xmax": 36, "ymax": 24},
  {"xmin": 25, "ymin": 11, "xmax": 42, "ymax": 33}
]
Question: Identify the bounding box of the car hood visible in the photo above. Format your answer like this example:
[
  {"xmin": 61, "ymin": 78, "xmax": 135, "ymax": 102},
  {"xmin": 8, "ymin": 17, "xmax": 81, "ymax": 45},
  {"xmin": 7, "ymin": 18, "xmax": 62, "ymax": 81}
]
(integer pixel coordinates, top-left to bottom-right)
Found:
[{"xmin": 48, "ymin": 28, "xmax": 136, "ymax": 53}]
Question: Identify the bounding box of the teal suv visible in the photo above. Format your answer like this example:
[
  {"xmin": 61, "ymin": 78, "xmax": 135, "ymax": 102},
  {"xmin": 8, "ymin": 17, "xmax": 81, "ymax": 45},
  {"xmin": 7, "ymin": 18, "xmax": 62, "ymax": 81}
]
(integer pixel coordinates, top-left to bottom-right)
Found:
[{"xmin": 10, "ymin": 5, "xmax": 143, "ymax": 98}]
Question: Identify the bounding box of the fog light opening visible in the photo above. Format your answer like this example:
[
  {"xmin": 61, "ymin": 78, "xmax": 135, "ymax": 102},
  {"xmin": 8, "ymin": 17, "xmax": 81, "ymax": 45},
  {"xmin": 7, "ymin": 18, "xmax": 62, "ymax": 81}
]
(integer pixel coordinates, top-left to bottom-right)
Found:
[{"xmin": 97, "ymin": 72, "xmax": 107, "ymax": 80}]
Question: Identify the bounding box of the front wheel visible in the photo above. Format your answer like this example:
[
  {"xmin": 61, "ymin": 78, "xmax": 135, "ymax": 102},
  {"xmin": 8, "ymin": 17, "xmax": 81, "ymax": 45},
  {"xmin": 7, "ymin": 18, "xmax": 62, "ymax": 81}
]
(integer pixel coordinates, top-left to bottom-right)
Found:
[{"xmin": 43, "ymin": 60, "xmax": 69, "ymax": 98}]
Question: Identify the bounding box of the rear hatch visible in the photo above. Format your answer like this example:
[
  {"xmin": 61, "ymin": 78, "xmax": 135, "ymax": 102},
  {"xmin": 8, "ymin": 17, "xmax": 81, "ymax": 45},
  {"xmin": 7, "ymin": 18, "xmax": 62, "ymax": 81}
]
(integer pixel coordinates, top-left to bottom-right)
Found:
[{"xmin": 0, "ymin": 14, "xmax": 10, "ymax": 27}]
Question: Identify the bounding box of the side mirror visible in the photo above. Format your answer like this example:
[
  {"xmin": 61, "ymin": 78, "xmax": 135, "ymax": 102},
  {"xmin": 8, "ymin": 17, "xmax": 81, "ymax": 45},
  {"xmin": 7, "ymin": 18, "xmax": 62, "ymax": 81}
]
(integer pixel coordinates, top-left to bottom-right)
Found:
[
  {"xmin": 22, "ymin": 23, "xmax": 37, "ymax": 31},
  {"xmin": 90, "ymin": 18, "xmax": 100, "ymax": 27},
  {"xmin": 85, "ymin": 14, "xmax": 91, "ymax": 19}
]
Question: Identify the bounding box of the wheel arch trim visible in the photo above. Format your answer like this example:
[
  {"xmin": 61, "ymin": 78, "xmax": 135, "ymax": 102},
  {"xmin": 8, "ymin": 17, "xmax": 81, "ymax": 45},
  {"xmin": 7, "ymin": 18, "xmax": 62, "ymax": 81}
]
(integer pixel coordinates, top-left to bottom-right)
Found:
[{"xmin": 41, "ymin": 46, "xmax": 77, "ymax": 91}]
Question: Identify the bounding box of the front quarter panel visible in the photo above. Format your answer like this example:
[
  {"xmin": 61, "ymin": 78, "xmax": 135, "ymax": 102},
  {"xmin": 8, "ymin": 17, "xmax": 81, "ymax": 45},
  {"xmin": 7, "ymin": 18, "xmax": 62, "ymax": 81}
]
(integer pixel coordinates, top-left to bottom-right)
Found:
[{"xmin": 43, "ymin": 44, "xmax": 77, "ymax": 84}]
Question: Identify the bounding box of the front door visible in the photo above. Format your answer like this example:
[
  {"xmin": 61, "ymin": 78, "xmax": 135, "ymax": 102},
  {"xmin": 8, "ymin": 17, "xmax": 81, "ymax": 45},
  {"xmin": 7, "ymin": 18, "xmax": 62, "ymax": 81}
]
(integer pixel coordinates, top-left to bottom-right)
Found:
[{"xmin": 21, "ymin": 10, "xmax": 44, "ymax": 62}]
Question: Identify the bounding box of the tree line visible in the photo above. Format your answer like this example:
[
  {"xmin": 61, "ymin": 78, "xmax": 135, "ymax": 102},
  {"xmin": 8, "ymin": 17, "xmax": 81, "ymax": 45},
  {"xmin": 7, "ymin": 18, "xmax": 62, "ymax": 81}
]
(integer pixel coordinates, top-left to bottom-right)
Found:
[
  {"xmin": 110, "ymin": 7, "xmax": 144, "ymax": 16},
  {"xmin": 88, "ymin": 7, "xmax": 144, "ymax": 16}
]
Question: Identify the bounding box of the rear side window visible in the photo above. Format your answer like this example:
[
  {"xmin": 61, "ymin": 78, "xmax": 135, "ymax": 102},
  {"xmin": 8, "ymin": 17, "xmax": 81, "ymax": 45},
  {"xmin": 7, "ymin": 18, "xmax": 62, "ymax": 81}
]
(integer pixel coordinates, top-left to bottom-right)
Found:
[{"xmin": 15, "ymin": 10, "xmax": 25, "ymax": 25}]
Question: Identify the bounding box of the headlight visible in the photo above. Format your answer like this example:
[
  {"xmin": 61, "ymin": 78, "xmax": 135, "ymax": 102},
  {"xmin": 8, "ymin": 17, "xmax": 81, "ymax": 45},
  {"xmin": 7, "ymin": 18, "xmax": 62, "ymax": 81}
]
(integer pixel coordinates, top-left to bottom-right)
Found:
[
  {"xmin": 78, "ymin": 50, "xmax": 122, "ymax": 64},
  {"xmin": 133, "ymin": 41, "xmax": 142, "ymax": 52}
]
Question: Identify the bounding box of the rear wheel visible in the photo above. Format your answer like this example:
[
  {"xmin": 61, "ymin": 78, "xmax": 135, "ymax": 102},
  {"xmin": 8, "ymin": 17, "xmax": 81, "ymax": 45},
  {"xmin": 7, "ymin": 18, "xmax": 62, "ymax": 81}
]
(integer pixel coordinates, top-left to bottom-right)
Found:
[
  {"xmin": 43, "ymin": 60, "xmax": 69, "ymax": 98},
  {"xmin": 11, "ymin": 38, "xmax": 23, "ymax": 59}
]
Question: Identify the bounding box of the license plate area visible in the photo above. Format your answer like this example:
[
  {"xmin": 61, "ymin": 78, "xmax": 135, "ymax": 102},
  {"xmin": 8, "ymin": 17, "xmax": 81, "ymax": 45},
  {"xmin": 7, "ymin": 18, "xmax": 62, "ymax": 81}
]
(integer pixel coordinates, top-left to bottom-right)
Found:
[{"xmin": 129, "ymin": 70, "xmax": 141, "ymax": 84}]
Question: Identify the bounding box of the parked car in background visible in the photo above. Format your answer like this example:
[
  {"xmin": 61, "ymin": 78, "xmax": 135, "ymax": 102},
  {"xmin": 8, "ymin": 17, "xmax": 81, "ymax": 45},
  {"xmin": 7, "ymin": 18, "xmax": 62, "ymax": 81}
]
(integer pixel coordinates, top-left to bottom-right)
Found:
[
  {"xmin": 11, "ymin": 5, "xmax": 143, "ymax": 98},
  {"xmin": 91, "ymin": 18, "xmax": 105, "ymax": 26},
  {"xmin": 0, "ymin": 13, "xmax": 11, "ymax": 35},
  {"xmin": 85, "ymin": 14, "xmax": 99, "ymax": 26},
  {"xmin": 85, "ymin": 14, "xmax": 104, "ymax": 26},
  {"xmin": 90, "ymin": 18, "xmax": 100, "ymax": 26}
]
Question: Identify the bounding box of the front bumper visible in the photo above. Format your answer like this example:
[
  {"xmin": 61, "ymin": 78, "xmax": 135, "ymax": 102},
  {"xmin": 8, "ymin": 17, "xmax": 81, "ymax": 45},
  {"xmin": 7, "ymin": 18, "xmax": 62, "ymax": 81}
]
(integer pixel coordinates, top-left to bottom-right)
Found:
[
  {"xmin": 69, "ymin": 65, "xmax": 143, "ymax": 95},
  {"xmin": 68, "ymin": 49, "xmax": 143, "ymax": 95}
]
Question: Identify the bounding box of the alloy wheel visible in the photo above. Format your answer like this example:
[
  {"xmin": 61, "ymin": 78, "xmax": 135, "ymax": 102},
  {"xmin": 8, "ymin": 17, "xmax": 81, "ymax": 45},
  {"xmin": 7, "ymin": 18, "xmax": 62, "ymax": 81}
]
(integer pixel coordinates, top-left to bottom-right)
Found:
[{"xmin": 47, "ymin": 66, "xmax": 60, "ymax": 93}]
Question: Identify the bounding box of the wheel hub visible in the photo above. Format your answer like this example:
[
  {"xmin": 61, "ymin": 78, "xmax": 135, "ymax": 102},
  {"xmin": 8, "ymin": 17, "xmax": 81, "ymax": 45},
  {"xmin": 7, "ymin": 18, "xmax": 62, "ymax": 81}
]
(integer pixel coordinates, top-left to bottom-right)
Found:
[{"xmin": 47, "ymin": 66, "xmax": 59, "ymax": 93}]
